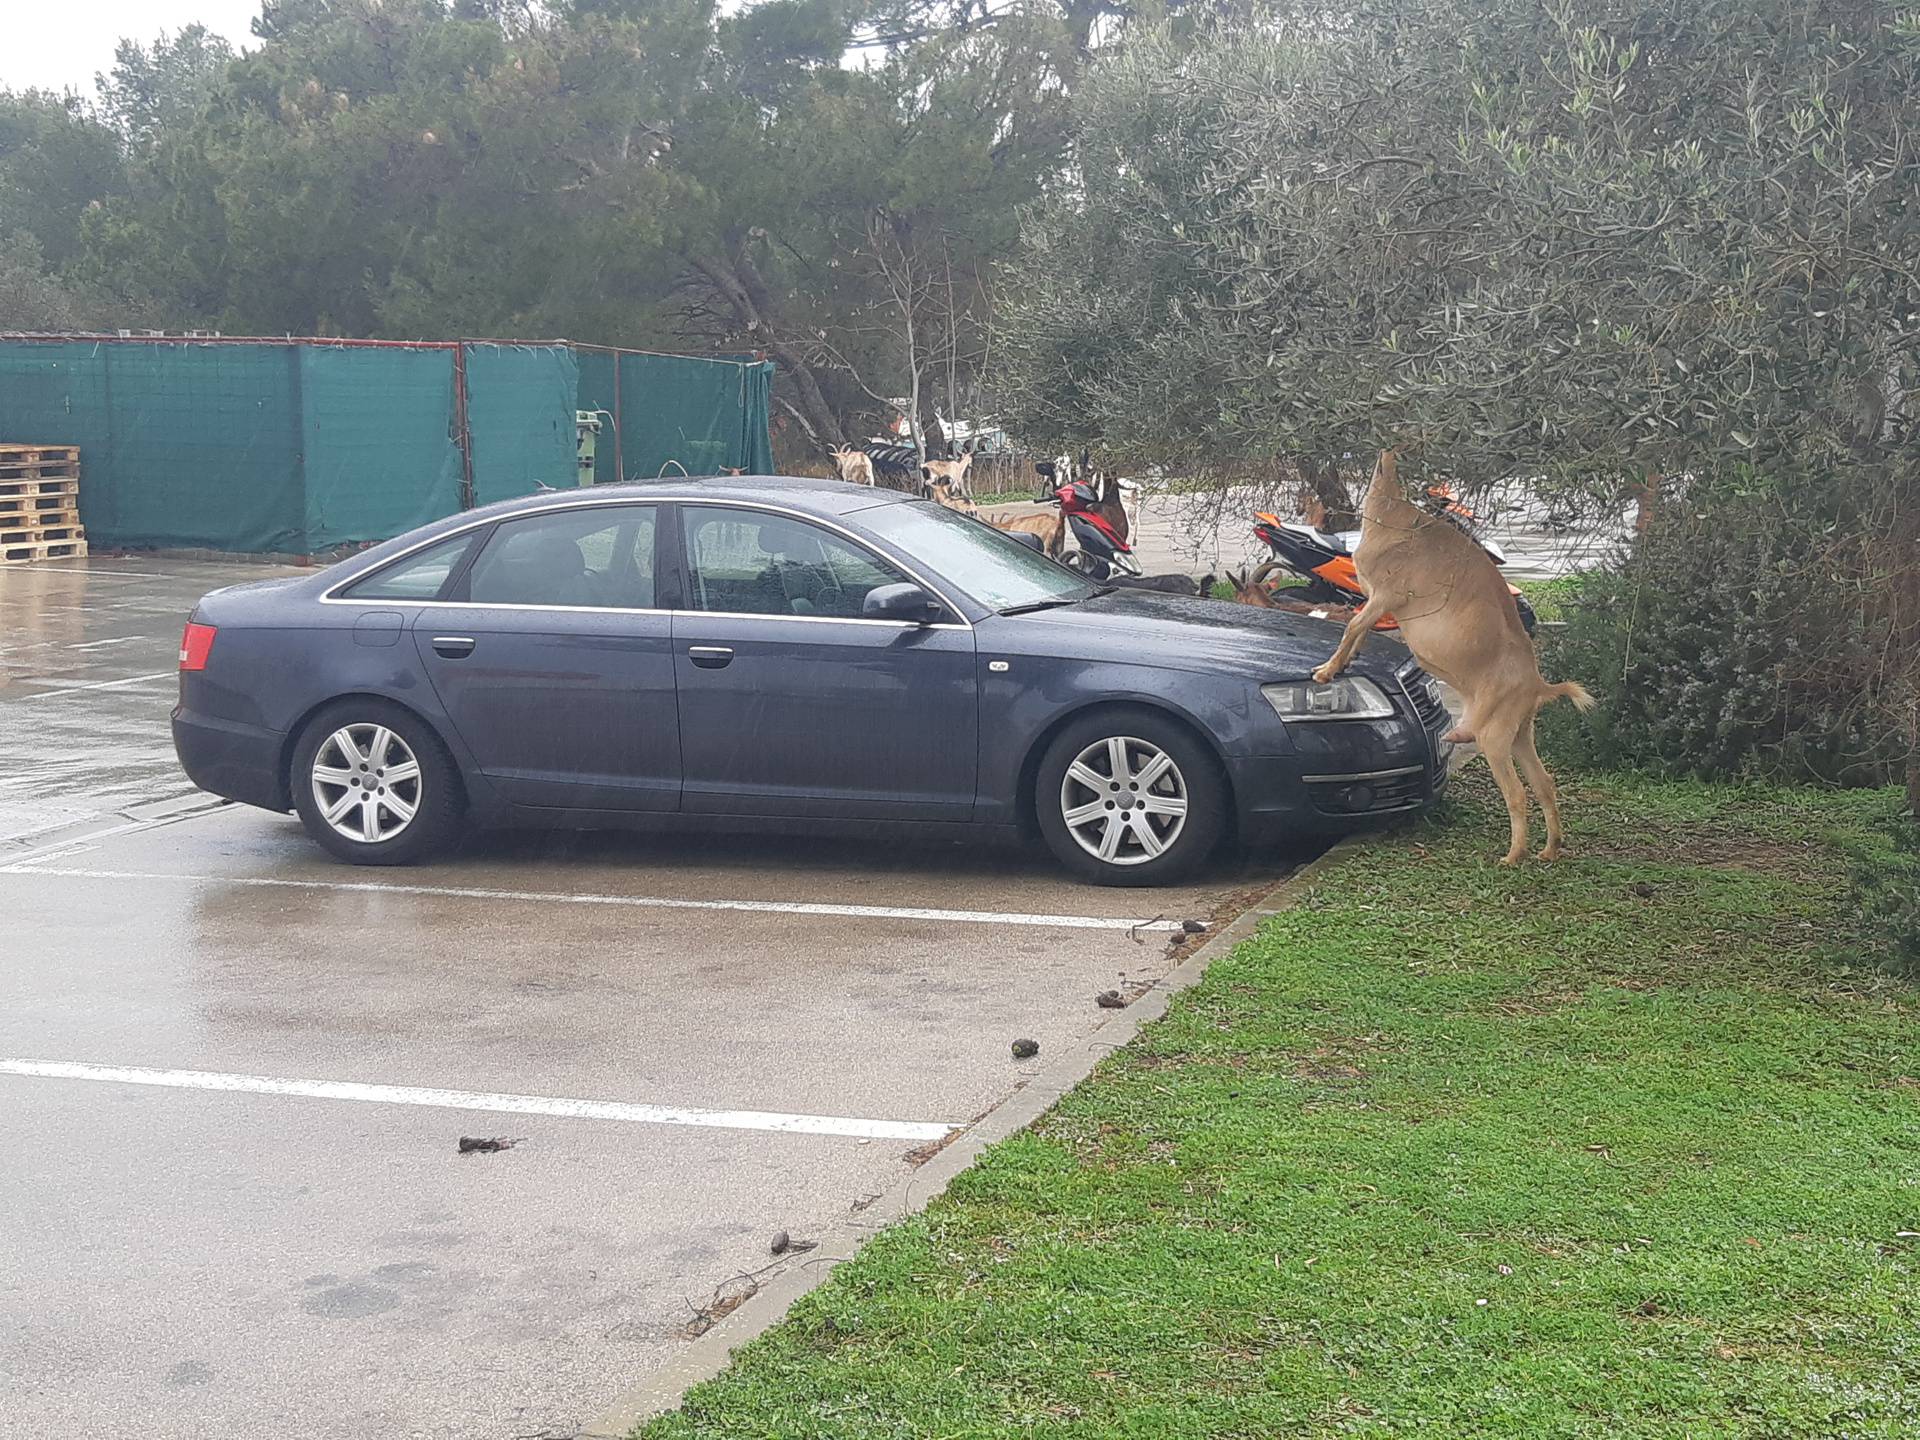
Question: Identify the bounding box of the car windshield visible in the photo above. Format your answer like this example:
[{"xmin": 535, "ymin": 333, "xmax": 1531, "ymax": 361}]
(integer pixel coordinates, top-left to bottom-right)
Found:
[{"xmin": 856, "ymin": 500, "xmax": 1100, "ymax": 613}]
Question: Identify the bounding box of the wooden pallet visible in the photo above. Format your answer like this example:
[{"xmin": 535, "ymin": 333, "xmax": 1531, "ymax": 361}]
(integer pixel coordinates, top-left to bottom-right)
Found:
[
  {"xmin": 0, "ymin": 462, "xmax": 81, "ymax": 482},
  {"xmin": 0, "ymin": 493, "xmax": 76, "ymax": 518},
  {"xmin": 0, "ymin": 448, "xmax": 82, "ymax": 557},
  {"xmin": 0, "ymin": 520, "xmax": 83, "ymax": 546},
  {"xmin": 0, "ymin": 445, "xmax": 81, "ymax": 482},
  {"xmin": 0, "ymin": 476, "xmax": 79, "ymax": 498},
  {"xmin": 0, "ymin": 537, "xmax": 87, "ymax": 564}
]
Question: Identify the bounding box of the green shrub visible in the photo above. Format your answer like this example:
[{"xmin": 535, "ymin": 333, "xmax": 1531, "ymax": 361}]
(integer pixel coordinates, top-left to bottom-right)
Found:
[
  {"xmin": 1549, "ymin": 497, "xmax": 1902, "ymax": 788},
  {"xmin": 1845, "ymin": 814, "xmax": 1920, "ymax": 978}
]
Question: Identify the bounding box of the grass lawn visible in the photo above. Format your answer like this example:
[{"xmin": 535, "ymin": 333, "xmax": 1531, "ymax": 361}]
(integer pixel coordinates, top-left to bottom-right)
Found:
[{"xmin": 642, "ymin": 769, "xmax": 1919, "ymax": 1439}]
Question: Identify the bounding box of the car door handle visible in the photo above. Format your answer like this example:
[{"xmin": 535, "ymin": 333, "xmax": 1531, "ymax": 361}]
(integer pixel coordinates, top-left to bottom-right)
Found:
[
  {"xmin": 431, "ymin": 635, "xmax": 476, "ymax": 659},
  {"xmin": 687, "ymin": 645, "xmax": 734, "ymax": 669}
]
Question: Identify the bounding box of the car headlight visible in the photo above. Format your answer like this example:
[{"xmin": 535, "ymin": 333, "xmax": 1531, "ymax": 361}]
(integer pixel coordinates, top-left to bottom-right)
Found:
[{"xmin": 1261, "ymin": 676, "xmax": 1396, "ymax": 721}]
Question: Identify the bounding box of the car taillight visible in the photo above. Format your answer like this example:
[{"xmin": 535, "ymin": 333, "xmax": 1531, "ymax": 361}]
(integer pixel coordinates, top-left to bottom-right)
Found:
[{"xmin": 179, "ymin": 622, "xmax": 218, "ymax": 671}]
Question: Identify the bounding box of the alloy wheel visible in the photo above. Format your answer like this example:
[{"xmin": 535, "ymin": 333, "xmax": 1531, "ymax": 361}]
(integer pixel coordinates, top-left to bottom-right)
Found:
[
  {"xmin": 1058, "ymin": 735, "xmax": 1189, "ymax": 866},
  {"xmin": 311, "ymin": 723, "xmax": 423, "ymax": 844}
]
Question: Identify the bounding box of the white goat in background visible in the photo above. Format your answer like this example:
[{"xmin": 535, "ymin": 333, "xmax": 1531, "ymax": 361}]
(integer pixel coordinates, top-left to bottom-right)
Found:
[{"xmin": 829, "ymin": 445, "xmax": 876, "ymax": 486}]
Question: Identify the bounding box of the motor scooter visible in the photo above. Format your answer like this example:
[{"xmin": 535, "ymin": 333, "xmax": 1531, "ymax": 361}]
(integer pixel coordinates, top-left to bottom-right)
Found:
[{"xmin": 1057, "ymin": 480, "xmax": 1142, "ymax": 579}]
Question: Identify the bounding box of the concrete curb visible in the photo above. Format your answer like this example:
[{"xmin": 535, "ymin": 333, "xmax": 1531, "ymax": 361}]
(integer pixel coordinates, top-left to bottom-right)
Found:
[{"xmin": 575, "ymin": 836, "xmax": 1369, "ymax": 1439}]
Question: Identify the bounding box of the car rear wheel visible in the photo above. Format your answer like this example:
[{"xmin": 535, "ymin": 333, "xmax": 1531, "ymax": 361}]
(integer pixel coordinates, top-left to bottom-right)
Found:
[
  {"xmin": 291, "ymin": 700, "xmax": 463, "ymax": 865},
  {"xmin": 1034, "ymin": 709, "xmax": 1226, "ymax": 886}
]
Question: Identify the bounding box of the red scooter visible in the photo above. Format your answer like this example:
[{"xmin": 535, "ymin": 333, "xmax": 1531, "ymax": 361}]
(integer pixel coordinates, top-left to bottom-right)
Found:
[{"xmin": 1057, "ymin": 479, "xmax": 1142, "ymax": 579}]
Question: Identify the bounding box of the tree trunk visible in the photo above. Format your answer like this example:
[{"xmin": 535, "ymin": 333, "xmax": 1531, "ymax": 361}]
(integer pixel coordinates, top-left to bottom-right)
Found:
[
  {"xmin": 903, "ymin": 299, "xmax": 925, "ymax": 474},
  {"xmin": 687, "ymin": 251, "xmax": 847, "ymax": 453},
  {"xmin": 1302, "ymin": 456, "xmax": 1357, "ymax": 529}
]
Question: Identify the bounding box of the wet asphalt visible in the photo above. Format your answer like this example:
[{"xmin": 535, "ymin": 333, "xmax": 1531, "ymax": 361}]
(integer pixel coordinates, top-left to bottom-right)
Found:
[{"xmin": 0, "ymin": 555, "xmax": 1296, "ymax": 1438}]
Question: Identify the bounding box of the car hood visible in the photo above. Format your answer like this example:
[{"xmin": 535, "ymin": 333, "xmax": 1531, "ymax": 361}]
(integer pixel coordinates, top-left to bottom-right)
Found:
[{"xmin": 992, "ymin": 588, "xmax": 1412, "ymax": 681}]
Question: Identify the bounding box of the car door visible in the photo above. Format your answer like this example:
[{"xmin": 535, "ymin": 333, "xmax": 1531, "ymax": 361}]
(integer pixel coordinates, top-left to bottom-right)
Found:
[
  {"xmin": 670, "ymin": 503, "xmax": 977, "ymax": 820},
  {"xmin": 412, "ymin": 502, "xmax": 681, "ymax": 811}
]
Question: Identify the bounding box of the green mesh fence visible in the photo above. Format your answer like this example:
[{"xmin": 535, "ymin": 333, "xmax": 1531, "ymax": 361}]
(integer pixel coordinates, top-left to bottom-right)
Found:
[
  {"xmin": 0, "ymin": 340, "xmax": 305, "ymax": 550},
  {"xmin": 300, "ymin": 345, "xmax": 463, "ymax": 549},
  {"xmin": 463, "ymin": 343, "xmax": 580, "ymax": 504},
  {"xmin": 576, "ymin": 348, "xmax": 621, "ymax": 486},
  {"xmin": 0, "ymin": 337, "xmax": 774, "ymax": 552},
  {"xmin": 576, "ymin": 348, "xmax": 775, "ymax": 482},
  {"xmin": 0, "ymin": 340, "xmax": 114, "ymax": 534},
  {"xmin": 614, "ymin": 351, "xmax": 775, "ymax": 480}
]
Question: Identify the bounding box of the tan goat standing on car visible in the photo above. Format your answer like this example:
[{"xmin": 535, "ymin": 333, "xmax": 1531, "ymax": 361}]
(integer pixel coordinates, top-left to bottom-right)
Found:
[{"xmin": 1311, "ymin": 451, "xmax": 1594, "ymax": 865}]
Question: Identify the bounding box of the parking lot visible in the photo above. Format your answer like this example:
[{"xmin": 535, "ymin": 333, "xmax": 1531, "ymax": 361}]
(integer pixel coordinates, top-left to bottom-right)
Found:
[{"xmin": 1, "ymin": 556, "xmax": 1297, "ymax": 1439}]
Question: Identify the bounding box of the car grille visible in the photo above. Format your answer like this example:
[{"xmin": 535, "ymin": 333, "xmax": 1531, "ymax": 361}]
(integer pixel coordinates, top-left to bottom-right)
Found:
[{"xmin": 1397, "ymin": 662, "xmax": 1447, "ymax": 730}]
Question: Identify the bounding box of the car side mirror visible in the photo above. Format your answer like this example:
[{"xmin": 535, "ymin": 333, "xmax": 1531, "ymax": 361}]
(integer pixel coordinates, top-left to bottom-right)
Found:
[
  {"xmin": 1005, "ymin": 530, "xmax": 1045, "ymax": 555},
  {"xmin": 863, "ymin": 582, "xmax": 945, "ymax": 625}
]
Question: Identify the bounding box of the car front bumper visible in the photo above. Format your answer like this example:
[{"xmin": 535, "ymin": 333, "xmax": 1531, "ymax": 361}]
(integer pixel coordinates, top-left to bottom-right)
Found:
[{"xmin": 1233, "ymin": 663, "xmax": 1452, "ymax": 843}]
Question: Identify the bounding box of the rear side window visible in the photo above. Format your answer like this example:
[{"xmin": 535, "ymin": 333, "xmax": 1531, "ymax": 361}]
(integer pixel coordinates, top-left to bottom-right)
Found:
[
  {"xmin": 465, "ymin": 506, "xmax": 658, "ymax": 609},
  {"xmin": 340, "ymin": 532, "xmax": 475, "ymax": 601}
]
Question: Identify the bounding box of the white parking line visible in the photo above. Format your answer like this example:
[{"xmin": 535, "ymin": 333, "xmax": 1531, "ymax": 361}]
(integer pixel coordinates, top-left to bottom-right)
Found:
[
  {"xmin": 0, "ymin": 799, "xmax": 228, "ymax": 867},
  {"xmin": 4, "ymin": 566, "xmax": 166, "ymax": 579},
  {"xmin": 14, "ymin": 671, "xmax": 174, "ymax": 701},
  {"xmin": 0, "ymin": 1059, "xmax": 955, "ymax": 1141},
  {"xmin": 67, "ymin": 636, "xmax": 146, "ymax": 650},
  {"xmin": 0, "ymin": 865, "xmax": 1191, "ymax": 931}
]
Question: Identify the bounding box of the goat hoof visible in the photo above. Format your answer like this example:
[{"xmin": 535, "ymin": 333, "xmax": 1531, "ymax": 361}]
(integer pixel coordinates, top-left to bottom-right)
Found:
[
  {"xmin": 1538, "ymin": 844, "xmax": 1561, "ymax": 862},
  {"xmin": 1442, "ymin": 728, "xmax": 1476, "ymax": 744},
  {"xmin": 1499, "ymin": 851, "xmax": 1526, "ymax": 867}
]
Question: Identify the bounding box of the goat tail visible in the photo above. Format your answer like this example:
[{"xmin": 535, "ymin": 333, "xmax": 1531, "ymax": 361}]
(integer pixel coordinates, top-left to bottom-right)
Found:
[{"xmin": 1542, "ymin": 679, "xmax": 1596, "ymax": 713}]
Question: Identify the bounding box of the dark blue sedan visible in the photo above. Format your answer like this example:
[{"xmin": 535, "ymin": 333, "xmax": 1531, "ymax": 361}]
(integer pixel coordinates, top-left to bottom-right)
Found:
[{"xmin": 172, "ymin": 478, "xmax": 1448, "ymax": 885}]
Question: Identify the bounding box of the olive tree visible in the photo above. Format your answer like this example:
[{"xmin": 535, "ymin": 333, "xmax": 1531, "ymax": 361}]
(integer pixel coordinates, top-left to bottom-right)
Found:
[{"xmin": 997, "ymin": 1, "xmax": 1919, "ymax": 789}]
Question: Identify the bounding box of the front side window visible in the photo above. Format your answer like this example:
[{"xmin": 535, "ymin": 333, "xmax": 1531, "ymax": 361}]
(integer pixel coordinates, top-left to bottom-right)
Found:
[
  {"xmin": 465, "ymin": 506, "xmax": 658, "ymax": 609},
  {"xmin": 681, "ymin": 506, "xmax": 912, "ymax": 619},
  {"xmin": 340, "ymin": 531, "xmax": 477, "ymax": 601}
]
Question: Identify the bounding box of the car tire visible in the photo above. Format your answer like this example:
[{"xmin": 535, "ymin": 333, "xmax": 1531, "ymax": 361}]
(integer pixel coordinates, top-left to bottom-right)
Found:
[
  {"xmin": 290, "ymin": 699, "xmax": 464, "ymax": 865},
  {"xmin": 1034, "ymin": 708, "xmax": 1227, "ymax": 886}
]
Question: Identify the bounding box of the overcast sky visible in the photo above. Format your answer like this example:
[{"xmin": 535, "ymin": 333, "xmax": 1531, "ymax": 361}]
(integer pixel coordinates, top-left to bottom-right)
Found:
[{"xmin": 2, "ymin": 0, "xmax": 263, "ymax": 97}]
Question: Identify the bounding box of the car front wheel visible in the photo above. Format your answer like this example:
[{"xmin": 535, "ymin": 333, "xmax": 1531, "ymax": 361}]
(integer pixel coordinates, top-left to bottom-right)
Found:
[
  {"xmin": 291, "ymin": 700, "xmax": 464, "ymax": 865},
  {"xmin": 1034, "ymin": 709, "xmax": 1226, "ymax": 886}
]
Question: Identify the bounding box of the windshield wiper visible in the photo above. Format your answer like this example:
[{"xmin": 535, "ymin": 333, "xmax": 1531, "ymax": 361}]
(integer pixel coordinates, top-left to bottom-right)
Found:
[
  {"xmin": 998, "ymin": 598, "xmax": 1079, "ymax": 616},
  {"xmin": 999, "ymin": 585, "xmax": 1115, "ymax": 617}
]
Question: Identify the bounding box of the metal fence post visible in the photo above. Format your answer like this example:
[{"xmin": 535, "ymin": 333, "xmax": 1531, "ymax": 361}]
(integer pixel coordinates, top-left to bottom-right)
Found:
[
  {"xmin": 452, "ymin": 343, "xmax": 476, "ymax": 509},
  {"xmin": 612, "ymin": 351, "xmax": 625, "ymax": 485}
]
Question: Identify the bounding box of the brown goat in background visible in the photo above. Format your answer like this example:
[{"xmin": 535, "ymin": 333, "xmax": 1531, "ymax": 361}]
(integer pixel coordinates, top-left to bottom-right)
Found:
[
  {"xmin": 928, "ymin": 478, "xmax": 978, "ymax": 515},
  {"xmin": 986, "ymin": 507, "xmax": 1066, "ymax": 558}
]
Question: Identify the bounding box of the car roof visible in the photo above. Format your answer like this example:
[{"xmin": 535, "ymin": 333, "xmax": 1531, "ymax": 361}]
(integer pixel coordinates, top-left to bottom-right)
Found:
[{"xmin": 472, "ymin": 475, "xmax": 919, "ymax": 522}]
